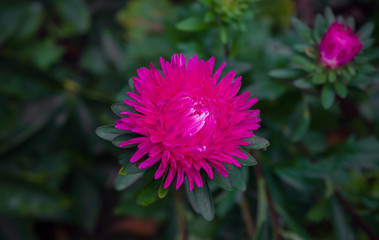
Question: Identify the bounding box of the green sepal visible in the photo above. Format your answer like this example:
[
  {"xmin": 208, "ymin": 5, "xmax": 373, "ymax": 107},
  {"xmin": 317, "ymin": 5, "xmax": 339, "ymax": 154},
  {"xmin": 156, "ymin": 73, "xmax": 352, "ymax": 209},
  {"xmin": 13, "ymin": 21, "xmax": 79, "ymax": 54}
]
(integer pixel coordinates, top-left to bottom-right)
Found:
[
  {"xmin": 225, "ymin": 165, "xmax": 246, "ymax": 192},
  {"xmin": 212, "ymin": 170, "xmax": 233, "ymax": 191},
  {"xmin": 328, "ymin": 71, "xmax": 336, "ymax": 83},
  {"xmin": 334, "ymin": 81, "xmax": 348, "ymax": 98},
  {"xmin": 119, "ymin": 151, "xmax": 146, "ymax": 175},
  {"xmin": 268, "ymin": 69, "xmax": 305, "ymax": 80},
  {"xmin": 244, "ymin": 135, "xmax": 270, "ymax": 150},
  {"xmin": 158, "ymin": 172, "xmax": 170, "ymax": 199},
  {"xmin": 136, "ymin": 180, "xmax": 161, "ymax": 206},
  {"xmin": 291, "ymin": 17, "xmax": 313, "ymax": 43},
  {"xmin": 294, "ymin": 78, "xmax": 313, "ymax": 89},
  {"xmin": 312, "ymin": 72, "xmax": 327, "ymax": 85},
  {"xmin": 321, "ymin": 84, "xmax": 335, "ymax": 109},
  {"xmin": 324, "ymin": 7, "xmax": 335, "ymax": 26},
  {"xmin": 235, "ymin": 149, "xmax": 257, "ymax": 166},
  {"xmin": 185, "ymin": 177, "xmax": 214, "ymax": 221},
  {"xmin": 95, "ymin": 125, "xmax": 129, "ymax": 141},
  {"xmin": 112, "ymin": 133, "xmax": 140, "ymax": 148},
  {"xmin": 115, "ymin": 173, "xmax": 143, "ymax": 191},
  {"xmin": 111, "ymin": 102, "xmax": 135, "ymax": 117}
]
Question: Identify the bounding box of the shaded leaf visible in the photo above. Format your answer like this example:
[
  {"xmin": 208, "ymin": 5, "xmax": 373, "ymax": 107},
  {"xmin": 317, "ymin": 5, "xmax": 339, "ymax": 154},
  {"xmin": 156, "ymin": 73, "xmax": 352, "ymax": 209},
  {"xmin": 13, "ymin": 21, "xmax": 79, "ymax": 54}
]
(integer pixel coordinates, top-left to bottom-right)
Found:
[
  {"xmin": 192, "ymin": 179, "xmax": 214, "ymax": 221},
  {"xmin": 212, "ymin": 170, "xmax": 233, "ymax": 191},
  {"xmin": 244, "ymin": 135, "xmax": 270, "ymax": 150},
  {"xmin": 334, "ymin": 81, "xmax": 348, "ymax": 98},
  {"xmin": 112, "ymin": 133, "xmax": 140, "ymax": 148},
  {"xmin": 236, "ymin": 149, "xmax": 257, "ymax": 166},
  {"xmin": 321, "ymin": 84, "xmax": 335, "ymax": 109},
  {"xmin": 111, "ymin": 102, "xmax": 135, "ymax": 117},
  {"xmin": 291, "ymin": 17, "xmax": 313, "ymax": 42},
  {"xmin": 96, "ymin": 125, "xmax": 128, "ymax": 141},
  {"xmin": 268, "ymin": 69, "xmax": 305, "ymax": 80},
  {"xmin": 136, "ymin": 180, "xmax": 161, "ymax": 206},
  {"xmin": 224, "ymin": 165, "xmax": 246, "ymax": 191},
  {"xmin": 115, "ymin": 173, "xmax": 143, "ymax": 191}
]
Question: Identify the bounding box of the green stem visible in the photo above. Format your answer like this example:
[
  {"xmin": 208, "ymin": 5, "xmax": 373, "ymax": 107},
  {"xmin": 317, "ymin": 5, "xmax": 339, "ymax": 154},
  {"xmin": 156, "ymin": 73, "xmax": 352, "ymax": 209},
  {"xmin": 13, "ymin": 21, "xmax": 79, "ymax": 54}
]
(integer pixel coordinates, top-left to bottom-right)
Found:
[
  {"xmin": 175, "ymin": 190, "xmax": 188, "ymax": 240},
  {"xmin": 241, "ymin": 194, "xmax": 255, "ymax": 238}
]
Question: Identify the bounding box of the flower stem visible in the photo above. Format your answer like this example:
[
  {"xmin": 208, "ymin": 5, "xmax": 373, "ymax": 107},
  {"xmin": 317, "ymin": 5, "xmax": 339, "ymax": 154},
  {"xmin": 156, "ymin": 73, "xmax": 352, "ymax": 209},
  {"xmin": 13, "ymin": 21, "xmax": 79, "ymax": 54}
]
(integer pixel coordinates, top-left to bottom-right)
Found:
[
  {"xmin": 253, "ymin": 152, "xmax": 283, "ymax": 240},
  {"xmin": 175, "ymin": 190, "xmax": 188, "ymax": 240},
  {"xmin": 240, "ymin": 194, "xmax": 255, "ymax": 238}
]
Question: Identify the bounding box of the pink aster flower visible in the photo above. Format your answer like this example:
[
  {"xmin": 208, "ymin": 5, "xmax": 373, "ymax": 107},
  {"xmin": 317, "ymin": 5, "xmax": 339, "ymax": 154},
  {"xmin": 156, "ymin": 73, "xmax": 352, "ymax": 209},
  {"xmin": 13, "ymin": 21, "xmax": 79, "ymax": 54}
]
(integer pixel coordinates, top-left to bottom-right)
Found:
[
  {"xmin": 319, "ymin": 21, "xmax": 362, "ymax": 69},
  {"xmin": 115, "ymin": 54, "xmax": 260, "ymax": 191}
]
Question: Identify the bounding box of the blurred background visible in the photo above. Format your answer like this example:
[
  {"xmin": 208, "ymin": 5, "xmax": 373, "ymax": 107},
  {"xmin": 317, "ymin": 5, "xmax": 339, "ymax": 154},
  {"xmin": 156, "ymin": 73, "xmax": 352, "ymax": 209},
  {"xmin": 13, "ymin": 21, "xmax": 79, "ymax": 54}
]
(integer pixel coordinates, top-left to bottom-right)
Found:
[{"xmin": 1, "ymin": 0, "xmax": 379, "ymax": 239}]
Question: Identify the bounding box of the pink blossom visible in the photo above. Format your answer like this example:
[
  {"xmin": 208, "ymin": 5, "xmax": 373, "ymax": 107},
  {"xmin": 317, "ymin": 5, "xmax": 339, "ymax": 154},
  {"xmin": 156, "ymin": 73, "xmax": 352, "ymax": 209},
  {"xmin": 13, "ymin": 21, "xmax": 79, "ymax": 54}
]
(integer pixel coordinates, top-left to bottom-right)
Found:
[
  {"xmin": 116, "ymin": 54, "xmax": 260, "ymax": 190},
  {"xmin": 319, "ymin": 21, "xmax": 362, "ymax": 68}
]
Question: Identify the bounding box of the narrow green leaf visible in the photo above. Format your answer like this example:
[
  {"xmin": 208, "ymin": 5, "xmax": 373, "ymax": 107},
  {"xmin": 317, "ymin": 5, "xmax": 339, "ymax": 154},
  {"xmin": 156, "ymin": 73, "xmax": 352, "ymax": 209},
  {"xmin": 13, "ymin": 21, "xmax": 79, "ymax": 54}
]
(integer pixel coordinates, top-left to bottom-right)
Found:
[
  {"xmin": 115, "ymin": 173, "xmax": 143, "ymax": 191},
  {"xmin": 213, "ymin": 170, "xmax": 233, "ymax": 191},
  {"xmin": 324, "ymin": 7, "xmax": 335, "ymax": 26},
  {"xmin": 358, "ymin": 22, "xmax": 374, "ymax": 40},
  {"xmin": 192, "ymin": 179, "xmax": 214, "ymax": 221},
  {"xmin": 331, "ymin": 196, "xmax": 354, "ymax": 240},
  {"xmin": 268, "ymin": 69, "xmax": 305, "ymax": 80},
  {"xmin": 253, "ymin": 177, "xmax": 268, "ymax": 239},
  {"xmin": 136, "ymin": 180, "xmax": 161, "ymax": 206},
  {"xmin": 321, "ymin": 84, "xmax": 335, "ymax": 109},
  {"xmin": 292, "ymin": 100, "xmax": 310, "ymax": 141},
  {"xmin": 334, "ymin": 81, "xmax": 348, "ymax": 98},
  {"xmin": 112, "ymin": 133, "xmax": 140, "ymax": 148},
  {"xmin": 176, "ymin": 17, "xmax": 208, "ymax": 32},
  {"xmin": 312, "ymin": 72, "xmax": 327, "ymax": 85},
  {"xmin": 291, "ymin": 17, "xmax": 313, "ymax": 42},
  {"xmin": 95, "ymin": 125, "xmax": 128, "ymax": 141},
  {"xmin": 244, "ymin": 135, "xmax": 270, "ymax": 150},
  {"xmin": 111, "ymin": 102, "xmax": 134, "ymax": 117},
  {"xmin": 347, "ymin": 65, "xmax": 356, "ymax": 76},
  {"xmin": 128, "ymin": 78, "xmax": 136, "ymax": 93},
  {"xmin": 225, "ymin": 165, "xmax": 246, "ymax": 191}
]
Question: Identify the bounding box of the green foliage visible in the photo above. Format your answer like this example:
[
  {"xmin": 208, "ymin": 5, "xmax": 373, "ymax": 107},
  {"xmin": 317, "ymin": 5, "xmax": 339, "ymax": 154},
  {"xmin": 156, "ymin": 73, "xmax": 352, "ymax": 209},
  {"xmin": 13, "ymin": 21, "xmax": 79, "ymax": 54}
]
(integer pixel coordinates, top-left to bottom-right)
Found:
[{"xmin": 1, "ymin": 0, "xmax": 379, "ymax": 239}]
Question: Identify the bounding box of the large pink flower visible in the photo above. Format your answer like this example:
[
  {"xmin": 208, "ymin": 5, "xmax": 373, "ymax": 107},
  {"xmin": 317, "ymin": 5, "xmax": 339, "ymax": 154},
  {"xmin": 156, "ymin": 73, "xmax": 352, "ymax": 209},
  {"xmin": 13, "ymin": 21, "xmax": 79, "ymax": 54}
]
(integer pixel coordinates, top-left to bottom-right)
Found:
[
  {"xmin": 115, "ymin": 54, "xmax": 260, "ymax": 190},
  {"xmin": 319, "ymin": 21, "xmax": 362, "ymax": 68}
]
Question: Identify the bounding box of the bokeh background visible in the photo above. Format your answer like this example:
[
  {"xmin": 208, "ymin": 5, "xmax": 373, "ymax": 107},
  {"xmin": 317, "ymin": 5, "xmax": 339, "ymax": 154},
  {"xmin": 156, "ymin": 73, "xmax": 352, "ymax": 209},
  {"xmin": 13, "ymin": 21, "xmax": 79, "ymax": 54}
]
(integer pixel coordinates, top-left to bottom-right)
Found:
[{"xmin": 1, "ymin": 0, "xmax": 379, "ymax": 239}]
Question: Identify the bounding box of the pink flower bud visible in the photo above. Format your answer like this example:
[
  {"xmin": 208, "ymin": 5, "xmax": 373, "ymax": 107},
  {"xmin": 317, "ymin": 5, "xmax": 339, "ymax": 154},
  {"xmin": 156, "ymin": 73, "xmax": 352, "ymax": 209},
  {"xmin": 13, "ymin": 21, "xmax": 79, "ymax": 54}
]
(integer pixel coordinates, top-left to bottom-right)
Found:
[{"xmin": 319, "ymin": 21, "xmax": 362, "ymax": 69}]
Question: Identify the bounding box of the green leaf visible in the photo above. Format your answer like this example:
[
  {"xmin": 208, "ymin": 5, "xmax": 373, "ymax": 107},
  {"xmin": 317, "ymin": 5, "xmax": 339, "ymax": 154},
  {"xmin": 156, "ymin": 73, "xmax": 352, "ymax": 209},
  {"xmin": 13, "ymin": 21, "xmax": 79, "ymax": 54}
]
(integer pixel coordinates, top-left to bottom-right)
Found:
[
  {"xmin": 16, "ymin": 2, "xmax": 44, "ymax": 39},
  {"xmin": 321, "ymin": 84, "xmax": 335, "ymax": 109},
  {"xmin": 358, "ymin": 22, "xmax": 374, "ymax": 40},
  {"xmin": 324, "ymin": 7, "xmax": 335, "ymax": 26},
  {"xmin": 307, "ymin": 198, "xmax": 330, "ymax": 222},
  {"xmin": 212, "ymin": 170, "xmax": 233, "ymax": 191},
  {"xmin": 115, "ymin": 173, "xmax": 143, "ymax": 191},
  {"xmin": 313, "ymin": 14, "xmax": 327, "ymax": 41},
  {"xmin": 244, "ymin": 135, "xmax": 270, "ymax": 150},
  {"xmin": 224, "ymin": 165, "xmax": 246, "ymax": 191},
  {"xmin": 119, "ymin": 155, "xmax": 146, "ymax": 175},
  {"xmin": 268, "ymin": 69, "xmax": 305, "ymax": 80},
  {"xmin": 294, "ymin": 78, "xmax": 313, "ymax": 89},
  {"xmin": 328, "ymin": 71, "xmax": 336, "ymax": 83},
  {"xmin": 292, "ymin": 100, "xmax": 310, "ymax": 141},
  {"xmin": 236, "ymin": 149, "xmax": 257, "ymax": 166},
  {"xmin": 334, "ymin": 81, "xmax": 348, "ymax": 98},
  {"xmin": 96, "ymin": 125, "xmax": 129, "ymax": 141},
  {"xmin": 291, "ymin": 17, "xmax": 313, "ymax": 42},
  {"xmin": 185, "ymin": 182, "xmax": 200, "ymax": 213},
  {"xmin": 25, "ymin": 39, "xmax": 63, "ymax": 69},
  {"xmin": 312, "ymin": 72, "xmax": 327, "ymax": 85},
  {"xmin": 331, "ymin": 196, "xmax": 354, "ymax": 240},
  {"xmin": 111, "ymin": 102, "xmax": 135, "ymax": 117},
  {"xmin": 112, "ymin": 133, "xmax": 140, "ymax": 148},
  {"xmin": 54, "ymin": 0, "xmax": 90, "ymax": 34},
  {"xmin": 345, "ymin": 16, "xmax": 355, "ymax": 30},
  {"xmin": 158, "ymin": 174, "xmax": 170, "ymax": 199},
  {"xmin": 136, "ymin": 180, "xmax": 161, "ymax": 206},
  {"xmin": 293, "ymin": 56, "xmax": 316, "ymax": 71},
  {"xmin": 191, "ymin": 179, "xmax": 214, "ymax": 221},
  {"xmin": 176, "ymin": 17, "xmax": 208, "ymax": 32}
]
